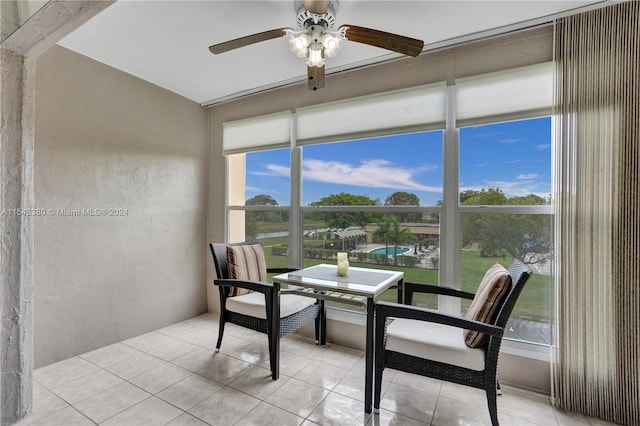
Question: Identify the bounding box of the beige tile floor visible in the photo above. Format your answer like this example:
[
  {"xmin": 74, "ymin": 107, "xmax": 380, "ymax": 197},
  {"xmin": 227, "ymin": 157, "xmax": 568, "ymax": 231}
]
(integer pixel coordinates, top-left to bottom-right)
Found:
[{"xmin": 18, "ymin": 313, "xmax": 617, "ymax": 426}]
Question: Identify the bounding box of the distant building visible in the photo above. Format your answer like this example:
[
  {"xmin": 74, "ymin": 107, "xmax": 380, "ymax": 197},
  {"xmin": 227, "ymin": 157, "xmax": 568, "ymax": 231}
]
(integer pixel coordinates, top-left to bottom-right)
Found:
[{"xmin": 324, "ymin": 227, "xmax": 368, "ymax": 250}]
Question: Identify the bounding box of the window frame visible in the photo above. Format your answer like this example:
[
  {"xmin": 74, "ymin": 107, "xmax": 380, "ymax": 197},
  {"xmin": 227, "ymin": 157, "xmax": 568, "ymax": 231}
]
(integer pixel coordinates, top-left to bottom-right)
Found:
[{"xmin": 224, "ymin": 64, "xmax": 554, "ymax": 356}]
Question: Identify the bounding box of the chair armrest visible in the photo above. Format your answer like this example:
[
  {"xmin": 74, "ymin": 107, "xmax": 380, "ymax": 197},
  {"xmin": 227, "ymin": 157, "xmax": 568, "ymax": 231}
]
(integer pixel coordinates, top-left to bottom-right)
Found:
[
  {"xmin": 404, "ymin": 281, "xmax": 476, "ymax": 300},
  {"xmin": 214, "ymin": 278, "xmax": 274, "ymax": 295},
  {"xmin": 375, "ymin": 301, "xmax": 503, "ymax": 337}
]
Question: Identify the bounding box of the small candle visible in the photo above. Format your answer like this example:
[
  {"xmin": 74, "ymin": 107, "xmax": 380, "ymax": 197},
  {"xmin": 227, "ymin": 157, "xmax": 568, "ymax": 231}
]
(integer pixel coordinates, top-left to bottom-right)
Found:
[{"xmin": 337, "ymin": 252, "xmax": 349, "ymax": 276}]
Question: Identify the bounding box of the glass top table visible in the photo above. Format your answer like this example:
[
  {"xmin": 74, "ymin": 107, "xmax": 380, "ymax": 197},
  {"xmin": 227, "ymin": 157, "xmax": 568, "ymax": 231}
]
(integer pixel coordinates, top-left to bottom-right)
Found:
[
  {"xmin": 273, "ymin": 263, "xmax": 404, "ymax": 414},
  {"xmin": 275, "ymin": 263, "xmax": 402, "ymax": 298}
]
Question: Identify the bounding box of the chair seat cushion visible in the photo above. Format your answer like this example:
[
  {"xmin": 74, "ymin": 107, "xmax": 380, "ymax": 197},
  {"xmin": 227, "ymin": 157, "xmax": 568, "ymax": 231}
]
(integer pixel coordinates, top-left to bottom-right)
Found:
[
  {"xmin": 385, "ymin": 318, "xmax": 486, "ymax": 371},
  {"xmin": 226, "ymin": 292, "xmax": 316, "ymax": 319}
]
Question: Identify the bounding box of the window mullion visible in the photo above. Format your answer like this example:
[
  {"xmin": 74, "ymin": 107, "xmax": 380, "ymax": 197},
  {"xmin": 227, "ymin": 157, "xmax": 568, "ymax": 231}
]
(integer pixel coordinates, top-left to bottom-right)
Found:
[
  {"xmin": 440, "ymin": 83, "xmax": 461, "ymax": 315},
  {"xmin": 289, "ymin": 114, "xmax": 303, "ymax": 269}
]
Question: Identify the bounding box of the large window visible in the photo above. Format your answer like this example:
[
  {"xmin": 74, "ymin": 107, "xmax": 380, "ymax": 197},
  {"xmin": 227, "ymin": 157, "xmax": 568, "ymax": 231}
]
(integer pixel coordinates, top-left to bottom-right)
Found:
[
  {"xmin": 224, "ymin": 64, "xmax": 553, "ymax": 346},
  {"xmin": 300, "ymin": 132, "xmax": 443, "ymax": 310},
  {"xmin": 458, "ymin": 118, "xmax": 553, "ymax": 344},
  {"xmin": 227, "ymin": 148, "xmax": 290, "ymax": 270},
  {"xmin": 302, "ymin": 133, "xmax": 443, "ymax": 207}
]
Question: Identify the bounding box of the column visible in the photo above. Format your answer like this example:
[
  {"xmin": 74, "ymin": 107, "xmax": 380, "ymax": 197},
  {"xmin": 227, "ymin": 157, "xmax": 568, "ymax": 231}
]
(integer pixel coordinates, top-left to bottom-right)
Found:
[{"xmin": 0, "ymin": 47, "xmax": 33, "ymax": 425}]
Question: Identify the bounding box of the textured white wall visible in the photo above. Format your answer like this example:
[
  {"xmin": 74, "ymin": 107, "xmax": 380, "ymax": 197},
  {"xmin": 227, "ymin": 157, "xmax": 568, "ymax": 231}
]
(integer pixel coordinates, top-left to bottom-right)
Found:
[
  {"xmin": 0, "ymin": 47, "xmax": 35, "ymax": 425},
  {"xmin": 34, "ymin": 45, "xmax": 209, "ymax": 368},
  {"xmin": 1, "ymin": 2, "xmax": 115, "ymax": 422}
]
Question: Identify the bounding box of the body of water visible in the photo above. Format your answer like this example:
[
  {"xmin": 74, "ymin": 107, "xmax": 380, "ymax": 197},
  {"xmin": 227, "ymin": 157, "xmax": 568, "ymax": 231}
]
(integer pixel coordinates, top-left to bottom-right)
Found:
[{"xmin": 368, "ymin": 246, "xmax": 411, "ymax": 256}]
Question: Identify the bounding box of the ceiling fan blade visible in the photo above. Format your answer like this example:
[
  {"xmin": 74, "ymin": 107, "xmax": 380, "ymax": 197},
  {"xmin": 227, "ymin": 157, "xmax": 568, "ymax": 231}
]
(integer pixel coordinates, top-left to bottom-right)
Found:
[
  {"xmin": 209, "ymin": 28, "xmax": 289, "ymax": 54},
  {"xmin": 307, "ymin": 66, "xmax": 325, "ymax": 91},
  {"xmin": 340, "ymin": 24, "xmax": 424, "ymax": 57},
  {"xmin": 304, "ymin": 0, "xmax": 328, "ymax": 14}
]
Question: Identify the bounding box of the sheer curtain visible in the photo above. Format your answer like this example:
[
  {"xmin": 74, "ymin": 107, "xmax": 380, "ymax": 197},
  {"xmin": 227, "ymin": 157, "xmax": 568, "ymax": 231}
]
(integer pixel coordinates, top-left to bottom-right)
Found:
[{"xmin": 553, "ymin": 2, "xmax": 640, "ymax": 424}]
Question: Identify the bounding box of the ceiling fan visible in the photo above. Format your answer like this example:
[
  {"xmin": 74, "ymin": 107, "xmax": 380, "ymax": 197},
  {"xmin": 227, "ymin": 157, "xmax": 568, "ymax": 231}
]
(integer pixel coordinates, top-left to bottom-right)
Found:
[{"xmin": 208, "ymin": 0, "xmax": 424, "ymax": 91}]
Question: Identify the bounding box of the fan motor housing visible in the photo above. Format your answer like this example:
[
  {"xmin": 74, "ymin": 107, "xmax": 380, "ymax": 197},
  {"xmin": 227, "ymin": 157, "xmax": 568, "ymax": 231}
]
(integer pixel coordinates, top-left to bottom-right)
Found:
[{"xmin": 294, "ymin": 0, "xmax": 339, "ymax": 29}]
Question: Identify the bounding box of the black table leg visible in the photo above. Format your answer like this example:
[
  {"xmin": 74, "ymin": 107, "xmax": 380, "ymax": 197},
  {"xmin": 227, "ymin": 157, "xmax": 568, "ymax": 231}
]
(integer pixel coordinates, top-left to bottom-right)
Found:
[
  {"xmin": 270, "ymin": 284, "xmax": 280, "ymax": 380},
  {"xmin": 364, "ymin": 297, "xmax": 374, "ymax": 414}
]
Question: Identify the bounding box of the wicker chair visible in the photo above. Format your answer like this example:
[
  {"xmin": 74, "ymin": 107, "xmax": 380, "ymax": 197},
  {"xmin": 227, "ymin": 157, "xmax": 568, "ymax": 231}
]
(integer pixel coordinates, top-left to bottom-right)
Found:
[
  {"xmin": 374, "ymin": 259, "xmax": 531, "ymax": 425},
  {"xmin": 209, "ymin": 241, "xmax": 325, "ymax": 380}
]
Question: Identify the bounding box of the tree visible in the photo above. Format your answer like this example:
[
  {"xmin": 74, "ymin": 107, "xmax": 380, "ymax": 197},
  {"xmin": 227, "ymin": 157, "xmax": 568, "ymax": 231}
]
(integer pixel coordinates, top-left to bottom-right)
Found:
[
  {"xmin": 461, "ymin": 187, "xmax": 551, "ymax": 264},
  {"xmin": 460, "ymin": 188, "xmax": 508, "ymax": 205},
  {"xmin": 246, "ymin": 194, "xmax": 278, "ymax": 206},
  {"xmin": 246, "ymin": 194, "xmax": 287, "ymax": 223},
  {"xmin": 308, "ymin": 192, "xmax": 382, "ymax": 228},
  {"xmin": 388, "ymin": 216, "xmax": 413, "ymax": 265},
  {"xmin": 384, "ymin": 191, "xmax": 422, "ymax": 223},
  {"xmin": 372, "ymin": 219, "xmax": 392, "ymax": 265},
  {"xmin": 459, "ymin": 189, "xmax": 479, "ymax": 204},
  {"xmin": 509, "ymin": 194, "xmax": 551, "ymax": 205},
  {"xmin": 245, "ymin": 194, "xmax": 287, "ymax": 239},
  {"xmin": 426, "ymin": 199, "xmax": 442, "ymax": 224},
  {"xmin": 460, "ymin": 188, "xmax": 508, "ymax": 247}
]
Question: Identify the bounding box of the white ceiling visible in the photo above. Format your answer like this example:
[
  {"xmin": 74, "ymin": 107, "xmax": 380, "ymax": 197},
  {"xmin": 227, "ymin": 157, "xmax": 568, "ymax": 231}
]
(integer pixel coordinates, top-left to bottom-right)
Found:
[{"xmin": 58, "ymin": 0, "xmax": 606, "ymax": 106}]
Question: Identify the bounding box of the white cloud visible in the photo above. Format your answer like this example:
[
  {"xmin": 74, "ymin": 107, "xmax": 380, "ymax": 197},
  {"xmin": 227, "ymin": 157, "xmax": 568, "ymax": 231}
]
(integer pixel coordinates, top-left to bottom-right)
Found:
[
  {"xmin": 517, "ymin": 173, "xmax": 540, "ymax": 180},
  {"xmin": 248, "ymin": 163, "xmax": 290, "ymax": 176},
  {"xmin": 536, "ymin": 144, "xmax": 551, "ymax": 150},
  {"xmin": 303, "ymin": 158, "xmax": 441, "ymax": 192},
  {"xmin": 266, "ymin": 164, "xmax": 290, "ymax": 175},
  {"xmin": 460, "ymin": 173, "xmax": 550, "ymax": 199},
  {"xmin": 500, "ymin": 137, "xmax": 521, "ymax": 144},
  {"xmin": 482, "ymin": 179, "xmax": 549, "ymax": 198},
  {"xmin": 476, "ymin": 162, "xmax": 489, "ymax": 167}
]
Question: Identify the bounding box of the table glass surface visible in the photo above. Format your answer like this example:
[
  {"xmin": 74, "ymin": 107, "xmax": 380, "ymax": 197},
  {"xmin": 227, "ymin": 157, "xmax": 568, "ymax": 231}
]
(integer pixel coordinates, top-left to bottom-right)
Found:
[{"xmin": 272, "ymin": 264, "xmax": 403, "ymax": 298}]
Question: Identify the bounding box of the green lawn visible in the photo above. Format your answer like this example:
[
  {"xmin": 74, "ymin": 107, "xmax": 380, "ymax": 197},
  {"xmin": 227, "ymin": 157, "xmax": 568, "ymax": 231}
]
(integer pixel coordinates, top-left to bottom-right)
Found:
[{"xmin": 263, "ymin": 246, "xmax": 551, "ymax": 323}]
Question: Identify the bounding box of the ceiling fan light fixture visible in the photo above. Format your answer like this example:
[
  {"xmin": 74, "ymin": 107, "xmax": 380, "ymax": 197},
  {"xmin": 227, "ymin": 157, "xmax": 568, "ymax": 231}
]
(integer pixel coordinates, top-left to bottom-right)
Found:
[
  {"xmin": 288, "ymin": 33, "xmax": 310, "ymax": 57},
  {"xmin": 306, "ymin": 44, "xmax": 325, "ymax": 67},
  {"xmin": 321, "ymin": 33, "xmax": 342, "ymax": 57}
]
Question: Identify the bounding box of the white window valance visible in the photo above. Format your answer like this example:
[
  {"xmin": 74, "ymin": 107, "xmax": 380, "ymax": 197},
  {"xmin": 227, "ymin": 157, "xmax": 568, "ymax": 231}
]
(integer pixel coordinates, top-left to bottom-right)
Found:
[
  {"xmin": 222, "ymin": 83, "xmax": 447, "ymax": 154},
  {"xmin": 295, "ymin": 83, "xmax": 447, "ymax": 144},
  {"xmin": 222, "ymin": 111, "xmax": 291, "ymax": 155},
  {"xmin": 455, "ymin": 62, "xmax": 553, "ymax": 126},
  {"xmin": 222, "ymin": 63, "xmax": 552, "ymax": 153}
]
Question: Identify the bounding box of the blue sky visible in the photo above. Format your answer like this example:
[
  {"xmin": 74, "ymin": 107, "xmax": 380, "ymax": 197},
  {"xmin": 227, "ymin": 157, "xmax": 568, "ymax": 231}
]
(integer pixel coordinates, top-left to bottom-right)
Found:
[{"xmin": 245, "ymin": 117, "xmax": 551, "ymax": 206}]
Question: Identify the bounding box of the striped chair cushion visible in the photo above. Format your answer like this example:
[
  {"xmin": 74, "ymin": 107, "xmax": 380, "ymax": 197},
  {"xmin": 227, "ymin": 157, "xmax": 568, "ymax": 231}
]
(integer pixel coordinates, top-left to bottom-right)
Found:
[
  {"xmin": 227, "ymin": 244, "xmax": 268, "ymax": 297},
  {"xmin": 464, "ymin": 263, "xmax": 512, "ymax": 348}
]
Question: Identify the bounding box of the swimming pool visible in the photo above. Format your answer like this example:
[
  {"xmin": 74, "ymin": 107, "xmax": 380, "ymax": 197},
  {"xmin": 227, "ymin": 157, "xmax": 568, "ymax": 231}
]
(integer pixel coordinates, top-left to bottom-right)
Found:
[{"xmin": 368, "ymin": 246, "xmax": 411, "ymax": 256}]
